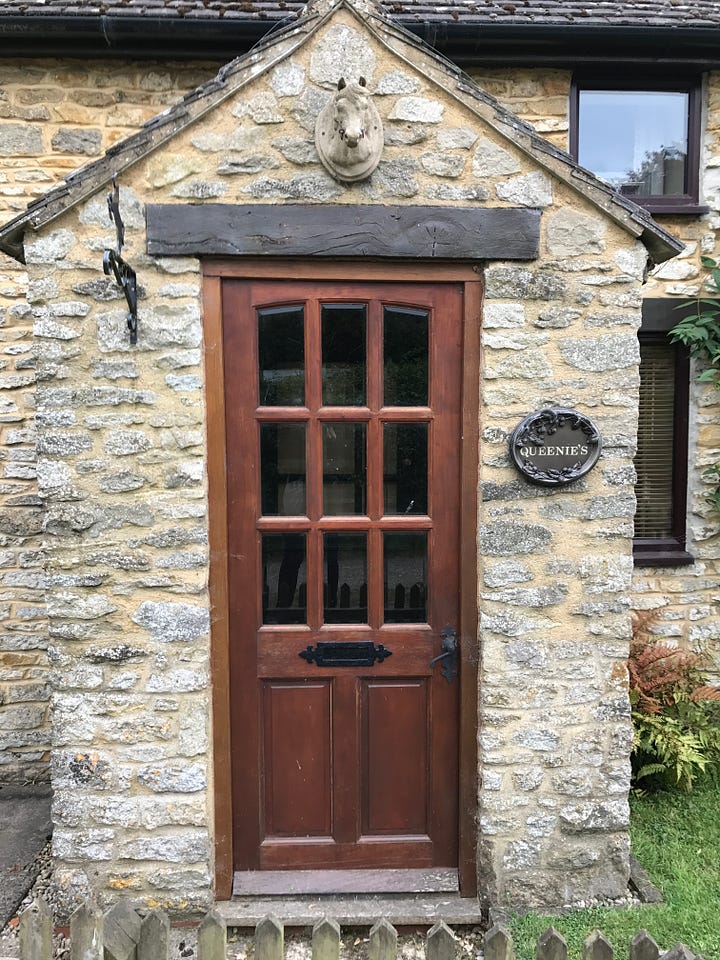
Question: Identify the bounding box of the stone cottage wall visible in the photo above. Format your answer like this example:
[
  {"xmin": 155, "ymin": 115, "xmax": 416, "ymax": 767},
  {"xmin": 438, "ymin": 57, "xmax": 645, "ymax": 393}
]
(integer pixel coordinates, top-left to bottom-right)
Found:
[
  {"xmin": 0, "ymin": 57, "xmax": 217, "ymax": 783},
  {"xmin": 15, "ymin": 7, "xmax": 653, "ymax": 911},
  {"xmin": 2, "ymin": 52, "xmax": 719, "ymax": 785},
  {"xmin": 468, "ymin": 67, "xmax": 720, "ymax": 665}
]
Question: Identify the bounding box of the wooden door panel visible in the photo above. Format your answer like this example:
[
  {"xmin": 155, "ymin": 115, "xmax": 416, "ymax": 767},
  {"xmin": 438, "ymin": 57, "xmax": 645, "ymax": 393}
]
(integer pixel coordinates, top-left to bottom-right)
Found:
[
  {"xmin": 225, "ymin": 278, "xmax": 462, "ymax": 873},
  {"xmin": 362, "ymin": 679, "xmax": 429, "ymax": 836},
  {"xmin": 262, "ymin": 681, "xmax": 332, "ymax": 839}
]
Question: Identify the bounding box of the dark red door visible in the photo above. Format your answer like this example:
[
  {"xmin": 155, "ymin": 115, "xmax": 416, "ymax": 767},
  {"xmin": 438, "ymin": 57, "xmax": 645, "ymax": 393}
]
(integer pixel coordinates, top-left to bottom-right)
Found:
[{"xmin": 223, "ymin": 278, "xmax": 462, "ymax": 871}]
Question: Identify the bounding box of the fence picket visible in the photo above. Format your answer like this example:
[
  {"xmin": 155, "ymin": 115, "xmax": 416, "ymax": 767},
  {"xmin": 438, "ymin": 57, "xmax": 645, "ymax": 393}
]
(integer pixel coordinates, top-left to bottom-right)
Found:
[
  {"xmin": 312, "ymin": 917, "xmax": 341, "ymax": 960},
  {"xmin": 536, "ymin": 927, "xmax": 567, "ymax": 960},
  {"xmin": 14, "ymin": 896, "xmax": 705, "ymax": 960},
  {"xmin": 70, "ymin": 903, "xmax": 104, "ymax": 960},
  {"xmin": 19, "ymin": 897, "xmax": 52, "ymax": 960},
  {"xmin": 664, "ymin": 946, "xmax": 696, "ymax": 960},
  {"xmin": 256, "ymin": 915, "xmax": 284, "ymax": 960},
  {"xmin": 630, "ymin": 930, "xmax": 660, "ymax": 960},
  {"xmin": 197, "ymin": 908, "xmax": 227, "ymax": 960},
  {"xmin": 138, "ymin": 909, "xmax": 170, "ymax": 960},
  {"xmin": 369, "ymin": 918, "xmax": 398, "ymax": 960},
  {"xmin": 426, "ymin": 921, "xmax": 456, "ymax": 960},
  {"xmin": 484, "ymin": 923, "xmax": 514, "ymax": 960},
  {"xmin": 583, "ymin": 930, "xmax": 613, "ymax": 960},
  {"xmin": 104, "ymin": 901, "xmax": 142, "ymax": 960}
]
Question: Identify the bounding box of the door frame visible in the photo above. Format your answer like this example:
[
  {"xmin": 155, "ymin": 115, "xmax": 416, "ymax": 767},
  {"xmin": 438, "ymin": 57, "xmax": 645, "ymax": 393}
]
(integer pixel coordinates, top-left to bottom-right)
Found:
[{"xmin": 202, "ymin": 259, "xmax": 480, "ymax": 899}]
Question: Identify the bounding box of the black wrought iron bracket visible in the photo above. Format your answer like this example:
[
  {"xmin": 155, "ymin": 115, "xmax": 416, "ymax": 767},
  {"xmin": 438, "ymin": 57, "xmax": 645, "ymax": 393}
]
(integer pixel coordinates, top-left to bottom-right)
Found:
[{"xmin": 103, "ymin": 176, "xmax": 139, "ymax": 345}]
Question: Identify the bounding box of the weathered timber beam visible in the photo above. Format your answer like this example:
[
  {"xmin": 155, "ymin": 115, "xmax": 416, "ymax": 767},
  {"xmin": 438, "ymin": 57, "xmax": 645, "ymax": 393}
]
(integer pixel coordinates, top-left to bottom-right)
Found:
[{"xmin": 145, "ymin": 204, "xmax": 540, "ymax": 260}]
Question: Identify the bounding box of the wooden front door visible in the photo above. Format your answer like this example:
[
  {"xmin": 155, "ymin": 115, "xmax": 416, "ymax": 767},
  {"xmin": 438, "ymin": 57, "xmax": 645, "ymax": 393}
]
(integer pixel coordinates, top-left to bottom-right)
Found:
[{"xmin": 223, "ymin": 277, "xmax": 463, "ymax": 872}]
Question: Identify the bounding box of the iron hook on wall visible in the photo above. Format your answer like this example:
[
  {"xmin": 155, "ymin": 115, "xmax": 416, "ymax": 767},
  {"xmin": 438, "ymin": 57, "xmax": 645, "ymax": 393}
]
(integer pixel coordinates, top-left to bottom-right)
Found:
[{"xmin": 103, "ymin": 176, "xmax": 139, "ymax": 345}]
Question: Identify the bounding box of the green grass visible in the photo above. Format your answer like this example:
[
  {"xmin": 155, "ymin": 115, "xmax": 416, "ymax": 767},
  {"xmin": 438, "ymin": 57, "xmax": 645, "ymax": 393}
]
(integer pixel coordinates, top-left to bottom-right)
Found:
[{"xmin": 509, "ymin": 777, "xmax": 720, "ymax": 960}]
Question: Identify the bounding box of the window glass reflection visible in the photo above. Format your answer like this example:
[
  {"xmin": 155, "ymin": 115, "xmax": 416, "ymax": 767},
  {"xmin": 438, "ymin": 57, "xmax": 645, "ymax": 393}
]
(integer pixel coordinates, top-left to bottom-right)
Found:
[
  {"xmin": 384, "ymin": 423, "xmax": 428, "ymax": 515},
  {"xmin": 322, "ymin": 304, "xmax": 366, "ymax": 406},
  {"xmin": 324, "ymin": 533, "xmax": 368, "ymax": 624},
  {"xmin": 384, "ymin": 306, "xmax": 428, "ymax": 406},
  {"xmin": 258, "ymin": 305, "xmax": 305, "ymax": 405},
  {"xmin": 262, "ymin": 534, "xmax": 307, "ymax": 624},
  {"xmin": 384, "ymin": 533, "xmax": 427, "ymax": 624},
  {"xmin": 260, "ymin": 424, "xmax": 306, "ymax": 516},
  {"xmin": 578, "ymin": 90, "xmax": 688, "ymax": 197},
  {"xmin": 323, "ymin": 423, "xmax": 367, "ymax": 515}
]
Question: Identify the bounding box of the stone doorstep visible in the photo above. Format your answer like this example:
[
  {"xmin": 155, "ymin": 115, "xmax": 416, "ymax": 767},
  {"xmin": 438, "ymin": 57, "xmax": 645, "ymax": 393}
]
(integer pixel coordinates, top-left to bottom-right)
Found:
[{"xmin": 216, "ymin": 895, "xmax": 484, "ymax": 928}]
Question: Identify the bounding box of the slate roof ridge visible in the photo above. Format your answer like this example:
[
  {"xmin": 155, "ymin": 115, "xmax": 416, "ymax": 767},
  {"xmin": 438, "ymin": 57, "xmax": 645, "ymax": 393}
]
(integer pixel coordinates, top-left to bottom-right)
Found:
[
  {"xmin": 0, "ymin": 0, "xmax": 682, "ymax": 264},
  {"xmin": 4, "ymin": 0, "xmax": 720, "ymax": 27}
]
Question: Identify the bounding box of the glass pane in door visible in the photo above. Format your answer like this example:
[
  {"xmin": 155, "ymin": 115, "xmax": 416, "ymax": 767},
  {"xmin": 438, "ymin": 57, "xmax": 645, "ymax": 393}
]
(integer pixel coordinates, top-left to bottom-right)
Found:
[
  {"xmin": 384, "ymin": 532, "xmax": 427, "ymax": 623},
  {"xmin": 322, "ymin": 422, "xmax": 367, "ymax": 515},
  {"xmin": 322, "ymin": 304, "xmax": 366, "ymax": 406},
  {"xmin": 258, "ymin": 305, "xmax": 305, "ymax": 406},
  {"xmin": 324, "ymin": 533, "xmax": 368, "ymax": 624},
  {"xmin": 384, "ymin": 423, "xmax": 428, "ymax": 515},
  {"xmin": 384, "ymin": 306, "xmax": 428, "ymax": 406},
  {"xmin": 260, "ymin": 423, "xmax": 306, "ymax": 516},
  {"xmin": 262, "ymin": 533, "xmax": 307, "ymax": 624}
]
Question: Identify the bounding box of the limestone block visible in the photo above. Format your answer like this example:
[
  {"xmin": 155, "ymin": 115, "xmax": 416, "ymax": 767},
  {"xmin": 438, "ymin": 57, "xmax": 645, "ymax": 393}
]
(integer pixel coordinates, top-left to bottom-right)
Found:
[
  {"xmin": 471, "ymin": 137, "xmax": 521, "ymax": 177},
  {"xmin": 270, "ymin": 62, "xmax": 306, "ymax": 97},
  {"xmin": 481, "ymin": 611, "xmax": 554, "ymax": 637},
  {"xmin": 512, "ymin": 728, "xmax": 561, "ymax": 752},
  {"xmin": 243, "ymin": 173, "xmax": 342, "ymax": 201},
  {"xmin": 0, "ymin": 123, "xmax": 43, "ymax": 156},
  {"xmin": 651, "ymin": 259, "xmax": 700, "ymax": 281},
  {"xmin": 147, "ymin": 153, "xmax": 203, "ymax": 188},
  {"xmin": 242, "ymin": 91, "xmax": 284, "ymax": 124},
  {"xmin": 503, "ymin": 839, "xmax": 541, "ymax": 869},
  {"xmin": 25, "ymin": 229, "xmax": 74, "ymax": 264},
  {"xmin": 483, "ymin": 304, "xmax": 526, "ymax": 329},
  {"xmin": 496, "ymin": 172, "xmax": 552, "ymax": 207},
  {"xmin": 388, "ymin": 97, "xmax": 444, "ymax": 123},
  {"xmin": 423, "ymin": 184, "xmax": 489, "ymax": 201},
  {"xmin": 376, "ymin": 70, "xmax": 420, "ymax": 95},
  {"xmin": 546, "ymin": 208, "xmax": 606, "ymax": 256},
  {"xmin": 483, "ymin": 560, "xmax": 533, "ymax": 587},
  {"xmin": 137, "ymin": 763, "xmax": 207, "ymax": 792},
  {"xmin": 366, "ymin": 158, "xmax": 418, "ymax": 198},
  {"xmin": 118, "ymin": 832, "xmax": 209, "ymax": 863},
  {"xmin": 560, "ymin": 335, "xmax": 639, "ymax": 371},
  {"xmin": 559, "ymin": 799, "xmax": 629, "ymax": 833},
  {"xmin": 291, "ymin": 86, "xmax": 331, "ymax": 132},
  {"xmin": 271, "ymin": 137, "xmax": 318, "ymax": 165},
  {"xmin": 384, "ymin": 124, "xmax": 430, "ymax": 146},
  {"xmin": 485, "ymin": 267, "xmax": 567, "ymax": 301},
  {"xmin": 310, "ymin": 25, "xmax": 377, "ymax": 86},
  {"xmin": 102, "ymin": 430, "xmax": 152, "ymax": 456},
  {"xmin": 421, "ymin": 152, "xmax": 465, "ymax": 178},
  {"xmin": 170, "ymin": 180, "xmax": 228, "ymax": 199},
  {"xmin": 51, "ymin": 127, "xmax": 101, "ymax": 155},
  {"xmin": 437, "ymin": 127, "xmax": 477, "ymax": 150},
  {"xmin": 131, "ymin": 600, "xmax": 210, "ymax": 643},
  {"xmin": 146, "ymin": 669, "xmax": 208, "ymax": 693}
]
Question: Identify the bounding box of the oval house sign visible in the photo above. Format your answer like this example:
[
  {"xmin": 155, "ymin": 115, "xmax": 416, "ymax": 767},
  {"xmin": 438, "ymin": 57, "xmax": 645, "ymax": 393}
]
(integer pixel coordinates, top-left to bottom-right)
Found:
[{"xmin": 509, "ymin": 407, "xmax": 602, "ymax": 486}]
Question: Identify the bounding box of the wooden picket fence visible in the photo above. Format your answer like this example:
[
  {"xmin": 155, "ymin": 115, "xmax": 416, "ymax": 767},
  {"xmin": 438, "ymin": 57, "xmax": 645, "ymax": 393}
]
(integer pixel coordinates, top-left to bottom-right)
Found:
[{"xmin": 16, "ymin": 899, "xmax": 700, "ymax": 960}]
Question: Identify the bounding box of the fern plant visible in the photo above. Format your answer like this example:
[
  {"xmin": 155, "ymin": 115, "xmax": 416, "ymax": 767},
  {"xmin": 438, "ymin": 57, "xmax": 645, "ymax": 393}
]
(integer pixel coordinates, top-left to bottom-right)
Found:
[
  {"xmin": 629, "ymin": 610, "xmax": 720, "ymax": 792},
  {"xmin": 670, "ymin": 256, "xmax": 720, "ymax": 512}
]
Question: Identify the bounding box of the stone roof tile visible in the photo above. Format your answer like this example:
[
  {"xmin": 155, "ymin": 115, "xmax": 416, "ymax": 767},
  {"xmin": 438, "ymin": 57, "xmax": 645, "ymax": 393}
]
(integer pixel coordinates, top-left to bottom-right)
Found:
[
  {"xmin": 0, "ymin": 0, "xmax": 683, "ymax": 267},
  {"xmin": 3, "ymin": 0, "xmax": 720, "ymax": 24}
]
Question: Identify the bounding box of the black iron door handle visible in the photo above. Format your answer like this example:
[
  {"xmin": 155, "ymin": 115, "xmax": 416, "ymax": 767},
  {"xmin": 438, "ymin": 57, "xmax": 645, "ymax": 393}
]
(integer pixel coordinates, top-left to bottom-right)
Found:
[{"xmin": 429, "ymin": 624, "xmax": 458, "ymax": 682}]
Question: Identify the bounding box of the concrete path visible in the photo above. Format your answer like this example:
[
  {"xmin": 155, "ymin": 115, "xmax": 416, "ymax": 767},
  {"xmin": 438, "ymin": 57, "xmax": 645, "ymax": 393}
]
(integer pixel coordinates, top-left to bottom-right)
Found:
[{"xmin": 0, "ymin": 784, "xmax": 52, "ymax": 929}]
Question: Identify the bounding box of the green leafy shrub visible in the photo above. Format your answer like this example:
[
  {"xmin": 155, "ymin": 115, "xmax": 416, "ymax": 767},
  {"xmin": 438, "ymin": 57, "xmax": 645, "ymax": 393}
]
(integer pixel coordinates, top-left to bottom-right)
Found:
[
  {"xmin": 629, "ymin": 610, "xmax": 720, "ymax": 792},
  {"xmin": 670, "ymin": 256, "xmax": 720, "ymax": 512}
]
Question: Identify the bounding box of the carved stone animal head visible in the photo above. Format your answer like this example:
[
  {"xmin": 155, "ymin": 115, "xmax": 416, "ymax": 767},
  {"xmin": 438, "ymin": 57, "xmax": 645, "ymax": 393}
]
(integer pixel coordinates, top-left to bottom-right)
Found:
[{"xmin": 315, "ymin": 76, "xmax": 384, "ymax": 183}]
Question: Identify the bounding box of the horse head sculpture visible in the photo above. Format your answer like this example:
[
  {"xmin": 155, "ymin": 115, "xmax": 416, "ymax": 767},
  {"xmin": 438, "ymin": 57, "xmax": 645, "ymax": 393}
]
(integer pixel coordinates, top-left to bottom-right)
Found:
[{"xmin": 315, "ymin": 76, "xmax": 384, "ymax": 182}]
